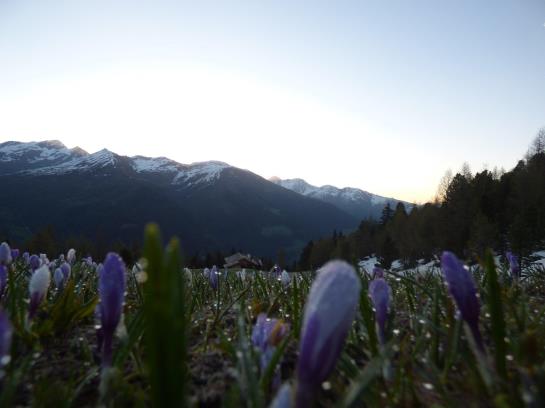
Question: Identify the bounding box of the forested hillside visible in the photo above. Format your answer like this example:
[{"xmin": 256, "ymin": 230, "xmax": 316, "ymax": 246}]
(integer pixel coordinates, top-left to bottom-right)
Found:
[{"xmin": 298, "ymin": 129, "xmax": 545, "ymax": 269}]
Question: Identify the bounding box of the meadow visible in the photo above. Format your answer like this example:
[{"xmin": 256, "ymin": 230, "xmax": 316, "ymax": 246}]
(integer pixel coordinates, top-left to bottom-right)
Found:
[{"xmin": 0, "ymin": 224, "xmax": 544, "ymax": 407}]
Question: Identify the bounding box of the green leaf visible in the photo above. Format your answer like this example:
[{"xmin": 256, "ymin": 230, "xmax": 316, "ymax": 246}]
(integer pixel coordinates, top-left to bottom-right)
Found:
[
  {"xmin": 143, "ymin": 224, "xmax": 188, "ymax": 407},
  {"xmin": 341, "ymin": 350, "xmax": 389, "ymax": 408},
  {"xmin": 484, "ymin": 250, "xmax": 507, "ymax": 382}
]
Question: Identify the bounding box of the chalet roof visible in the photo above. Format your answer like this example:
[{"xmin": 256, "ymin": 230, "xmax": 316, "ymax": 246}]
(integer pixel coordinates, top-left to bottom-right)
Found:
[{"xmin": 224, "ymin": 252, "xmax": 262, "ymax": 268}]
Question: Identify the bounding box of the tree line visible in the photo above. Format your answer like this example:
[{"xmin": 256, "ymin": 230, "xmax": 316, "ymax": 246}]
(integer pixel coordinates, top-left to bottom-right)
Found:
[{"xmin": 296, "ymin": 128, "xmax": 545, "ymax": 270}]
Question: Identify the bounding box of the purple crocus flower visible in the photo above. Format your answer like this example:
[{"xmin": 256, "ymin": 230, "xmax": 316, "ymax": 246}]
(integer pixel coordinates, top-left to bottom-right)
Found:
[
  {"xmin": 372, "ymin": 266, "xmax": 384, "ymax": 279},
  {"xmin": 209, "ymin": 265, "xmax": 219, "ymax": 290},
  {"xmin": 29, "ymin": 254, "xmax": 41, "ymax": 271},
  {"xmin": 10, "ymin": 248, "xmax": 19, "ymax": 261},
  {"xmin": 0, "ymin": 309, "xmax": 13, "ymax": 366},
  {"xmin": 40, "ymin": 254, "xmax": 49, "ymax": 266},
  {"xmin": 0, "ymin": 265, "xmax": 7, "ymax": 299},
  {"xmin": 28, "ymin": 264, "xmax": 51, "ymax": 320},
  {"xmin": 368, "ymin": 278, "xmax": 390, "ymax": 344},
  {"xmin": 54, "ymin": 268, "xmax": 65, "ymax": 290},
  {"xmin": 23, "ymin": 252, "xmax": 30, "ymax": 265},
  {"xmin": 506, "ymin": 252, "xmax": 520, "ymax": 280},
  {"xmin": 0, "ymin": 243, "xmax": 12, "ymax": 265},
  {"xmin": 252, "ymin": 314, "xmax": 288, "ymax": 366},
  {"xmin": 66, "ymin": 248, "xmax": 76, "ymax": 264},
  {"xmin": 98, "ymin": 252, "xmax": 126, "ymax": 366},
  {"xmin": 60, "ymin": 262, "xmax": 71, "ymax": 281},
  {"xmin": 441, "ymin": 251, "xmax": 484, "ymax": 351},
  {"xmin": 295, "ymin": 260, "xmax": 361, "ymax": 407},
  {"xmin": 252, "ymin": 313, "xmax": 289, "ymax": 389}
]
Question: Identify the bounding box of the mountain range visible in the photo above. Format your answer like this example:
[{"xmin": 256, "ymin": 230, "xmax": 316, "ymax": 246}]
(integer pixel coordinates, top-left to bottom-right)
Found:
[
  {"xmin": 0, "ymin": 140, "xmax": 406, "ymax": 259},
  {"xmin": 270, "ymin": 177, "xmax": 409, "ymax": 220}
]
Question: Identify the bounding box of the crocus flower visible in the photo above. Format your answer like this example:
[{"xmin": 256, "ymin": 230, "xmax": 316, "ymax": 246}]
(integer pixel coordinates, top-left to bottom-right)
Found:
[
  {"xmin": 252, "ymin": 313, "xmax": 289, "ymax": 389},
  {"xmin": 28, "ymin": 264, "xmax": 51, "ymax": 320},
  {"xmin": 281, "ymin": 270, "xmax": 291, "ymax": 287},
  {"xmin": 10, "ymin": 249, "xmax": 19, "ymax": 261},
  {"xmin": 54, "ymin": 268, "xmax": 65, "ymax": 290},
  {"xmin": 29, "ymin": 254, "xmax": 40, "ymax": 271},
  {"xmin": 441, "ymin": 251, "xmax": 484, "ymax": 351},
  {"xmin": 0, "ymin": 243, "xmax": 12, "ymax": 265},
  {"xmin": 209, "ymin": 265, "xmax": 219, "ymax": 290},
  {"xmin": 40, "ymin": 254, "xmax": 49, "ymax": 265},
  {"xmin": 368, "ymin": 277, "xmax": 390, "ymax": 344},
  {"xmin": 295, "ymin": 260, "xmax": 361, "ymax": 407},
  {"xmin": 0, "ymin": 309, "xmax": 13, "ymax": 366},
  {"xmin": 506, "ymin": 252, "xmax": 520, "ymax": 280},
  {"xmin": 66, "ymin": 248, "xmax": 76, "ymax": 264},
  {"xmin": 372, "ymin": 266, "xmax": 384, "ymax": 279},
  {"xmin": 0, "ymin": 265, "xmax": 7, "ymax": 298},
  {"xmin": 60, "ymin": 262, "xmax": 71, "ymax": 281},
  {"xmin": 203, "ymin": 267, "xmax": 210, "ymax": 278},
  {"xmin": 98, "ymin": 253, "xmax": 126, "ymax": 367},
  {"xmin": 23, "ymin": 252, "xmax": 30, "ymax": 265}
]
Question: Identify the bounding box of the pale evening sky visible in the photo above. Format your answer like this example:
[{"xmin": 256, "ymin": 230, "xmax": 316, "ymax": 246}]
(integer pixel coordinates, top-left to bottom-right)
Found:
[{"xmin": 0, "ymin": 0, "xmax": 544, "ymax": 202}]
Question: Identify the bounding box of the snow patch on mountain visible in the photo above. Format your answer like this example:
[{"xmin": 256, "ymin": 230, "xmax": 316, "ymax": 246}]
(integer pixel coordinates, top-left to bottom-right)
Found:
[
  {"xmin": 272, "ymin": 177, "xmax": 390, "ymax": 204},
  {"xmin": 26, "ymin": 149, "xmax": 118, "ymax": 175},
  {"xmin": 1, "ymin": 140, "xmax": 232, "ymax": 186},
  {"xmin": 0, "ymin": 140, "xmax": 74, "ymax": 163},
  {"xmin": 173, "ymin": 161, "xmax": 231, "ymax": 185},
  {"xmin": 131, "ymin": 156, "xmax": 181, "ymax": 173}
]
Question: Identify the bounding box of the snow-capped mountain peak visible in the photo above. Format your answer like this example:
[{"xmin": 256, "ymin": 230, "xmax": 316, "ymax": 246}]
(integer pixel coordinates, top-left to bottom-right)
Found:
[
  {"xmin": 270, "ymin": 177, "xmax": 408, "ymax": 220},
  {"xmin": 173, "ymin": 161, "xmax": 231, "ymax": 185},
  {"xmin": 0, "ymin": 140, "xmax": 232, "ymax": 187},
  {"xmin": 0, "ymin": 140, "xmax": 73, "ymax": 163}
]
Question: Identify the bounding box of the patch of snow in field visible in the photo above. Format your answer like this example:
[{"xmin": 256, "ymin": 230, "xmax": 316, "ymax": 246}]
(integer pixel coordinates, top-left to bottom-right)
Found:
[
  {"xmin": 531, "ymin": 250, "xmax": 545, "ymax": 266},
  {"xmin": 358, "ymin": 256, "xmax": 379, "ymax": 275},
  {"xmin": 398, "ymin": 260, "xmax": 440, "ymax": 275}
]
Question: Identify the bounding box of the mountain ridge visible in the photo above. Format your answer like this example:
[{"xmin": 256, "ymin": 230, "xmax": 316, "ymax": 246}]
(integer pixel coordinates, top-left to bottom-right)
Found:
[
  {"xmin": 271, "ymin": 177, "xmax": 410, "ymax": 220},
  {"xmin": 0, "ymin": 140, "xmax": 362, "ymax": 260}
]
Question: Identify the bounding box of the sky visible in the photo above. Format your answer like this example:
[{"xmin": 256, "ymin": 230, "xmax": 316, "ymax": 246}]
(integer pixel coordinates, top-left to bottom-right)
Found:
[{"xmin": 0, "ymin": 0, "xmax": 544, "ymax": 203}]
